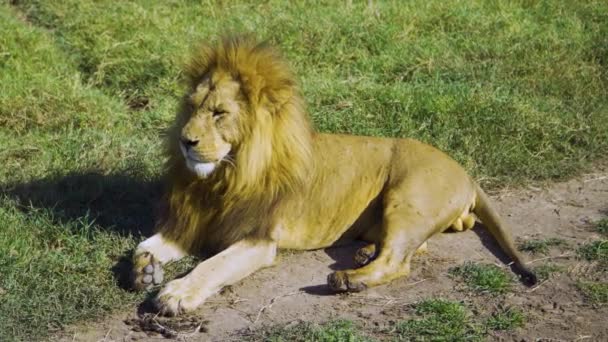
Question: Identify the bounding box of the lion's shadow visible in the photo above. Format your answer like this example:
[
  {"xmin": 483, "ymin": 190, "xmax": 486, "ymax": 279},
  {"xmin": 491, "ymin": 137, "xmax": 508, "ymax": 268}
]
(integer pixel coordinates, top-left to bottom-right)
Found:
[
  {"xmin": 1, "ymin": 171, "xmax": 162, "ymax": 289},
  {"xmin": 1, "ymin": 171, "xmax": 161, "ymax": 236}
]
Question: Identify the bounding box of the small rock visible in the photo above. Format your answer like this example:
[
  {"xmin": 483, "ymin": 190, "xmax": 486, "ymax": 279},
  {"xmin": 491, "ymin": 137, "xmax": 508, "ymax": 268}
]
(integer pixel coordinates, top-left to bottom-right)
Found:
[{"xmin": 541, "ymin": 304, "xmax": 554, "ymax": 313}]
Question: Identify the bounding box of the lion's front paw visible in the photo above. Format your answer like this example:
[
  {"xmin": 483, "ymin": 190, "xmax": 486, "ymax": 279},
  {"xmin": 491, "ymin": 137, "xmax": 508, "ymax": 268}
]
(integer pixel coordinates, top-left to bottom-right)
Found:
[
  {"xmin": 327, "ymin": 271, "xmax": 367, "ymax": 292},
  {"xmin": 154, "ymin": 279, "xmax": 201, "ymax": 316},
  {"xmin": 132, "ymin": 251, "xmax": 164, "ymax": 291}
]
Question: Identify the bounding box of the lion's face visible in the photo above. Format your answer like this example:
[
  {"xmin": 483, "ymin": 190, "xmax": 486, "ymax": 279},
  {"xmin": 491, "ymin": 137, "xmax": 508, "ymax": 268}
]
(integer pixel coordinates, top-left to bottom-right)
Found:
[{"xmin": 179, "ymin": 71, "xmax": 244, "ymax": 178}]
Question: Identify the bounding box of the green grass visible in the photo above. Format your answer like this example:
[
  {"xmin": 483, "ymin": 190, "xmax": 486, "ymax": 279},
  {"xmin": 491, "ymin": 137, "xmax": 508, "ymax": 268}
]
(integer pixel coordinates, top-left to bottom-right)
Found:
[
  {"xmin": 533, "ymin": 263, "xmax": 565, "ymax": 281},
  {"xmin": 393, "ymin": 299, "xmax": 483, "ymax": 341},
  {"xmin": 575, "ymin": 234, "xmax": 608, "ymax": 305},
  {"xmin": 577, "ymin": 281, "xmax": 608, "ymax": 304},
  {"xmin": 253, "ymin": 320, "xmax": 372, "ymax": 342},
  {"xmin": 485, "ymin": 306, "xmax": 525, "ymax": 331},
  {"xmin": 449, "ymin": 262, "xmax": 513, "ymax": 295},
  {"xmin": 596, "ymin": 218, "xmax": 608, "ymax": 236},
  {"xmin": 0, "ymin": 198, "xmax": 141, "ymax": 338},
  {"xmin": 1, "ymin": 0, "xmax": 608, "ymax": 340},
  {"xmin": 577, "ymin": 240, "xmax": 608, "ymax": 265},
  {"xmin": 518, "ymin": 237, "xmax": 567, "ymax": 255},
  {"xmin": 11, "ymin": 0, "xmax": 608, "ymax": 185}
]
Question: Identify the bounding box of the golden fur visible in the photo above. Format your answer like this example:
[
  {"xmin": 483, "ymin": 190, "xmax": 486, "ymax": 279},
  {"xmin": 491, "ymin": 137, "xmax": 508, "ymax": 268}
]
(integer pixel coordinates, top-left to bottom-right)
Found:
[{"xmin": 132, "ymin": 36, "xmax": 536, "ymax": 316}]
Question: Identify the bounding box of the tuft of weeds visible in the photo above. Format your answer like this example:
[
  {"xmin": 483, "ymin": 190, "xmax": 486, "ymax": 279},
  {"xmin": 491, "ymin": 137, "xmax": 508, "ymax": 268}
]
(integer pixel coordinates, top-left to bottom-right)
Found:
[
  {"xmin": 518, "ymin": 238, "xmax": 567, "ymax": 255},
  {"xmin": 577, "ymin": 240, "xmax": 608, "ymax": 265},
  {"xmin": 485, "ymin": 306, "xmax": 525, "ymax": 331},
  {"xmin": 577, "ymin": 281, "xmax": 608, "ymax": 304},
  {"xmin": 164, "ymin": 256, "xmax": 200, "ymax": 282},
  {"xmin": 394, "ymin": 299, "xmax": 482, "ymax": 341},
  {"xmin": 596, "ymin": 218, "xmax": 608, "ymax": 236},
  {"xmin": 254, "ymin": 320, "xmax": 371, "ymax": 342},
  {"xmin": 449, "ymin": 262, "xmax": 512, "ymax": 295},
  {"xmin": 533, "ymin": 263, "xmax": 565, "ymax": 281}
]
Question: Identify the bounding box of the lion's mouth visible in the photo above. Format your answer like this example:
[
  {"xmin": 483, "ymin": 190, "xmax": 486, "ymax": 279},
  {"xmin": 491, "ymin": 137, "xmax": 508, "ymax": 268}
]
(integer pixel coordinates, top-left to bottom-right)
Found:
[
  {"xmin": 179, "ymin": 143, "xmax": 217, "ymax": 178},
  {"xmin": 188, "ymin": 160, "xmax": 216, "ymax": 178},
  {"xmin": 184, "ymin": 155, "xmax": 216, "ymax": 178}
]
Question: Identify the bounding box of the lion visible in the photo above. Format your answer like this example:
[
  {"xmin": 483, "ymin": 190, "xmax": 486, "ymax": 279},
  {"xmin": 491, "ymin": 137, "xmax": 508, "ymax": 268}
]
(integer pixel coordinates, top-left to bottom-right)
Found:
[{"xmin": 131, "ymin": 35, "xmax": 537, "ymax": 316}]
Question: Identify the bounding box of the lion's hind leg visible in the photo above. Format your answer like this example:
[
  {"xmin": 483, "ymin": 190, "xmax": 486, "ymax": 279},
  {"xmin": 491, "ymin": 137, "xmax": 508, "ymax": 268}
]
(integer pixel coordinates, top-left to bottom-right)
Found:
[
  {"xmin": 354, "ymin": 241, "xmax": 427, "ymax": 268},
  {"xmin": 328, "ymin": 240, "xmax": 428, "ymax": 292},
  {"xmin": 329, "ymin": 206, "xmax": 434, "ymax": 292}
]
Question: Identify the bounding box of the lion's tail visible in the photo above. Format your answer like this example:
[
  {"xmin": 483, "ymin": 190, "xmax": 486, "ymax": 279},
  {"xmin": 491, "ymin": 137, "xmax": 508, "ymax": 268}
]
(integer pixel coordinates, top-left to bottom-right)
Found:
[{"xmin": 472, "ymin": 184, "xmax": 538, "ymax": 286}]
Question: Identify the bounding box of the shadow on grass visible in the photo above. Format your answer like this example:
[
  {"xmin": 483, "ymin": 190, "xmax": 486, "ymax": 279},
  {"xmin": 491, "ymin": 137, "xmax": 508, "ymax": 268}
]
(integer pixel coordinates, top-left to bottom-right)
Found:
[
  {"xmin": 1, "ymin": 171, "xmax": 162, "ymax": 236},
  {"xmin": 473, "ymin": 224, "xmax": 538, "ymax": 285},
  {"xmin": 1, "ymin": 171, "xmax": 163, "ymax": 290}
]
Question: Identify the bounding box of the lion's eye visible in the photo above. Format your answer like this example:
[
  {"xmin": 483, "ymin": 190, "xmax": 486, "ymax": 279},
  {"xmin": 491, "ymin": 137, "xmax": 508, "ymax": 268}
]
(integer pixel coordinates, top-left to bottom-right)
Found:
[{"xmin": 212, "ymin": 110, "xmax": 227, "ymax": 119}]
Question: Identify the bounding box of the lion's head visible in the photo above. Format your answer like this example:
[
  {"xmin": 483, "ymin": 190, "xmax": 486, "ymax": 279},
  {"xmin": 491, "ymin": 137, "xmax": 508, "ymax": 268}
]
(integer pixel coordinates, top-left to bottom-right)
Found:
[
  {"xmin": 159, "ymin": 36, "xmax": 313, "ymax": 250},
  {"xmin": 171, "ymin": 36, "xmax": 312, "ymax": 191}
]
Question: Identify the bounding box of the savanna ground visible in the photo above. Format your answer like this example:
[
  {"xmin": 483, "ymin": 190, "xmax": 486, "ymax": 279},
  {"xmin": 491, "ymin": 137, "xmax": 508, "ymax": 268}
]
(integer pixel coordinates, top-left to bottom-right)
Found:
[{"xmin": 0, "ymin": 1, "xmax": 607, "ymax": 341}]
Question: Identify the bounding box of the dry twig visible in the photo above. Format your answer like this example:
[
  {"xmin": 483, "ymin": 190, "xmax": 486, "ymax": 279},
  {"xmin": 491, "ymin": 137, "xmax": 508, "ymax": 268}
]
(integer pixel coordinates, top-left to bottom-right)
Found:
[
  {"xmin": 252, "ymin": 290, "xmax": 303, "ymax": 324},
  {"xmin": 526, "ymin": 252, "xmax": 573, "ymax": 265}
]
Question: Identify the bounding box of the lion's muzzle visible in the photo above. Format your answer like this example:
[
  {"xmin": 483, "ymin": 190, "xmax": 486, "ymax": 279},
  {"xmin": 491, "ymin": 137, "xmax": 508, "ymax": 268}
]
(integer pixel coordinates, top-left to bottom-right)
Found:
[{"xmin": 179, "ymin": 141, "xmax": 217, "ymax": 178}]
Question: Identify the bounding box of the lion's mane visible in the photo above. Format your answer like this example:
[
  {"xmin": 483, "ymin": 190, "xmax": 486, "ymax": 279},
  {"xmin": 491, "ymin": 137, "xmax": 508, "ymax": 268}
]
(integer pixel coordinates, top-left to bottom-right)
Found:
[{"xmin": 157, "ymin": 36, "xmax": 313, "ymax": 253}]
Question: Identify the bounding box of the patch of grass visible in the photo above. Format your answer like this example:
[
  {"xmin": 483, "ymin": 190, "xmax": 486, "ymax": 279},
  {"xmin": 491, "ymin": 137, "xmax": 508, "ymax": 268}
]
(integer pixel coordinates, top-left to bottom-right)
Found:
[
  {"xmin": 0, "ymin": 199, "xmax": 142, "ymax": 341},
  {"xmin": 518, "ymin": 237, "xmax": 567, "ymax": 255},
  {"xmin": 577, "ymin": 240, "xmax": 608, "ymax": 264},
  {"xmin": 485, "ymin": 306, "xmax": 525, "ymax": 331},
  {"xmin": 533, "ymin": 263, "xmax": 565, "ymax": 281},
  {"xmin": 13, "ymin": 0, "xmax": 608, "ymax": 187},
  {"xmin": 254, "ymin": 320, "xmax": 371, "ymax": 342},
  {"xmin": 577, "ymin": 281, "xmax": 608, "ymax": 304},
  {"xmin": 449, "ymin": 262, "xmax": 513, "ymax": 295},
  {"xmin": 0, "ymin": 5, "xmax": 150, "ymax": 340},
  {"xmin": 394, "ymin": 299, "xmax": 482, "ymax": 341},
  {"xmin": 596, "ymin": 218, "xmax": 608, "ymax": 236},
  {"xmin": 164, "ymin": 256, "xmax": 199, "ymax": 282},
  {"xmin": 0, "ymin": 4, "xmax": 161, "ymax": 185}
]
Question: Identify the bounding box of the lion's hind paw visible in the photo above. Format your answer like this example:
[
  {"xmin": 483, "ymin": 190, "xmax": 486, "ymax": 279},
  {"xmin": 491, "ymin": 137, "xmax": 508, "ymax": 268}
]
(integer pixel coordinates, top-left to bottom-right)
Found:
[
  {"xmin": 327, "ymin": 271, "xmax": 367, "ymax": 292},
  {"xmin": 354, "ymin": 244, "xmax": 377, "ymax": 267}
]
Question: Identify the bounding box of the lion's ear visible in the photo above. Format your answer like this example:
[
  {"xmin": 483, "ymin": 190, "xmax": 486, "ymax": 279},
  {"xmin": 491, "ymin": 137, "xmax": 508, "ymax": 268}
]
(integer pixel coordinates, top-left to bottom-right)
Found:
[
  {"xmin": 239, "ymin": 73, "xmax": 262, "ymax": 109},
  {"xmin": 240, "ymin": 74, "xmax": 294, "ymax": 115},
  {"xmin": 258, "ymin": 81, "xmax": 296, "ymax": 115}
]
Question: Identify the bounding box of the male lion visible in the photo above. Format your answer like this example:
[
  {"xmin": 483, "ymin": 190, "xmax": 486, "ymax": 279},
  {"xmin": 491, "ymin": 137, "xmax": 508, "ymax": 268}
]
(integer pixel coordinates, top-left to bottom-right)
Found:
[{"xmin": 132, "ymin": 36, "xmax": 536, "ymax": 315}]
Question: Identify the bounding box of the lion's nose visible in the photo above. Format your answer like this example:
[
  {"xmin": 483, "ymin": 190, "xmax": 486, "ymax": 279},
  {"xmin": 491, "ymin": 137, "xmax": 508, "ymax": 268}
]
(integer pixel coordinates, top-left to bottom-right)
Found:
[{"xmin": 181, "ymin": 138, "xmax": 199, "ymax": 148}]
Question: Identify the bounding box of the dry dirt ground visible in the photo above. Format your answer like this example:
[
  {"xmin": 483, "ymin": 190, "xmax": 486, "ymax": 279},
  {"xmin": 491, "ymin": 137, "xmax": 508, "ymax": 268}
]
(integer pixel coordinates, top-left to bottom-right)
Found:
[{"xmin": 57, "ymin": 169, "xmax": 608, "ymax": 342}]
